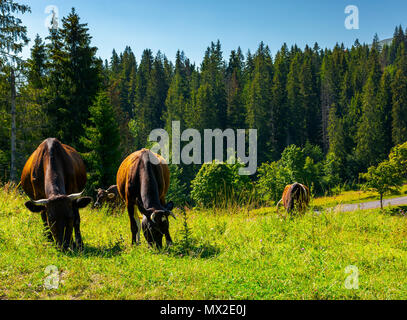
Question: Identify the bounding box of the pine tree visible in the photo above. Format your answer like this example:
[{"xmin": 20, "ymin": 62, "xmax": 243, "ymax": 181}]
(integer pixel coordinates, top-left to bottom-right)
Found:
[
  {"xmin": 356, "ymin": 48, "xmax": 385, "ymax": 168},
  {"xmin": 392, "ymin": 44, "xmax": 407, "ymax": 145},
  {"xmin": 0, "ymin": 0, "xmax": 30, "ymax": 181},
  {"xmin": 0, "ymin": 0, "xmax": 30, "ymax": 65},
  {"xmin": 45, "ymin": 8, "xmax": 102, "ymax": 148},
  {"xmin": 26, "ymin": 34, "xmax": 47, "ymax": 89},
  {"xmin": 270, "ymin": 44, "xmax": 289, "ymax": 158},
  {"xmin": 226, "ymin": 48, "xmax": 245, "ymax": 129},
  {"xmin": 58, "ymin": 8, "xmax": 102, "ymax": 148},
  {"xmin": 376, "ymin": 69, "xmax": 393, "ymax": 154},
  {"xmin": 81, "ymin": 91, "xmax": 122, "ymax": 190},
  {"xmin": 194, "ymin": 41, "xmax": 227, "ymax": 130},
  {"xmin": 164, "ymin": 50, "xmax": 190, "ymax": 132},
  {"xmin": 286, "ymin": 51, "xmax": 304, "ymax": 146},
  {"xmin": 244, "ymin": 42, "xmax": 273, "ymax": 163},
  {"xmin": 299, "ymin": 47, "xmax": 320, "ymax": 146}
]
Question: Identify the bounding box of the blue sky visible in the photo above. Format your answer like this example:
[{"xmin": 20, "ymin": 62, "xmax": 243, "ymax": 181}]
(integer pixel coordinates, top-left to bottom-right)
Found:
[{"xmin": 21, "ymin": 0, "xmax": 407, "ymax": 65}]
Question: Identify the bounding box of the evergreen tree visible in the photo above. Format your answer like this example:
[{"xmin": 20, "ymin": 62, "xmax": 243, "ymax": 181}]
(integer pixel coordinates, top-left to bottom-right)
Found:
[
  {"xmin": 45, "ymin": 8, "xmax": 102, "ymax": 148},
  {"xmin": 0, "ymin": 0, "xmax": 30, "ymax": 65},
  {"xmin": 299, "ymin": 47, "xmax": 320, "ymax": 146},
  {"xmin": 226, "ymin": 48, "xmax": 245, "ymax": 129},
  {"xmin": 58, "ymin": 8, "xmax": 102, "ymax": 148},
  {"xmin": 376, "ymin": 69, "xmax": 393, "ymax": 154},
  {"xmin": 81, "ymin": 91, "xmax": 122, "ymax": 190},
  {"xmin": 164, "ymin": 50, "xmax": 190, "ymax": 132},
  {"xmin": 244, "ymin": 42, "xmax": 273, "ymax": 163},
  {"xmin": 356, "ymin": 48, "xmax": 385, "ymax": 168},
  {"xmin": 270, "ymin": 44, "xmax": 289, "ymax": 158},
  {"xmin": 391, "ymin": 44, "xmax": 407, "ymax": 145},
  {"xmin": 286, "ymin": 51, "xmax": 304, "ymax": 146},
  {"xmin": 193, "ymin": 41, "xmax": 227, "ymax": 130},
  {"xmin": 26, "ymin": 34, "xmax": 47, "ymax": 89}
]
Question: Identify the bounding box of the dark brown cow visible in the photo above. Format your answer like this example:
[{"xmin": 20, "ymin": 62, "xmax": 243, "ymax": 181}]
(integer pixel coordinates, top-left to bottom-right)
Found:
[
  {"xmin": 116, "ymin": 148, "xmax": 175, "ymax": 248},
  {"xmin": 21, "ymin": 138, "xmax": 92, "ymax": 250},
  {"xmin": 277, "ymin": 182, "xmax": 310, "ymax": 215},
  {"xmin": 93, "ymin": 185, "xmax": 121, "ymax": 209}
]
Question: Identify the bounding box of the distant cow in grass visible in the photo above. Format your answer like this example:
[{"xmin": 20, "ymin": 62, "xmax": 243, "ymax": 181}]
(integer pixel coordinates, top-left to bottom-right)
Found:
[
  {"xmin": 93, "ymin": 185, "xmax": 122, "ymax": 211},
  {"xmin": 20, "ymin": 138, "xmax": 92, "ymax": 250},
  {"xmin": 116, "ymin": 148, "xmax": 175, "ymax": 248},
  {"xmin": 277, "ymin": 182, "xmax": 310, "ymax": 215}
]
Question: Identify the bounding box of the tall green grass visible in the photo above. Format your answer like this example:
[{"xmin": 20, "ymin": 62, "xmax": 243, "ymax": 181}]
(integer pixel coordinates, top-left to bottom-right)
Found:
[{"xmin": 1, "ymin": 185, "xmax": 407, "ymax": 299}]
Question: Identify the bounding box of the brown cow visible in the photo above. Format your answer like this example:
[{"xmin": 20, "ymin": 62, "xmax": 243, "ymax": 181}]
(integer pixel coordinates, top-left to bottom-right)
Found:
[
  {"xmin": 21, "ymin": 138, "xmax": 92, "ymax": 250},
  {"xmin": 93, "ymin": 185, "xmax": 121, "ymax": 210},
  {"xmin": 276, "ymin": 182, "xmax": 310, "ymax": 215},
  {"xmin": 116, "ymin": 148, "xmax": 175, "ymax": 248}
]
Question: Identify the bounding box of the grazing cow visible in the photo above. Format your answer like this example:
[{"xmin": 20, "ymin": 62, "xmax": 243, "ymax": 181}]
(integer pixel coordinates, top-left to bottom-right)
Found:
[
  {"xmin": 93, "ymin": 185, "xmax": 121, "ymax": 209},
  {"xmin": 116, "ymin": 148, "xmax": 175, "ymax": 248},
  {"xmin": 277, "ymin": 182, "xmax": 310, "ymax": 215},
  {"xmin": 20, "ymin": 138, "xmax": 92, "ymax": 250}
]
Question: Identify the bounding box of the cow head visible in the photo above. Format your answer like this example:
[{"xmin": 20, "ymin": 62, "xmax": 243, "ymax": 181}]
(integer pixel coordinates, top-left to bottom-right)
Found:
[
  {"xmin": 25, "ymin": 191, "xmax": 92, "ymax": 249},
  {"xmin": 93, "ymin": 188, "xmax": 116, "ymax": 208},
  {"xmin": 136, "ymin": 199, "xmax": 175, "ymax": 239}
]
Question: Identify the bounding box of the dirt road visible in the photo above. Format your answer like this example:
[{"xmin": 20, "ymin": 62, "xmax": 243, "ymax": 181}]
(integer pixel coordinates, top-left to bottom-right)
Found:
[{"xmin": 334, "ymin": 196, "xmax": 407, "ymax": 212}]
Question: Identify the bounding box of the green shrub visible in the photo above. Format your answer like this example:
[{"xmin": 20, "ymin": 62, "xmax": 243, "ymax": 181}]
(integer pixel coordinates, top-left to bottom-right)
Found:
[
  {"xmin": 256, "ymin": 161, "xmax": 290, "ymax": 204},
  {"xmin": 190, "ymin": 160, "xmax": 250, "ymax": 208}
]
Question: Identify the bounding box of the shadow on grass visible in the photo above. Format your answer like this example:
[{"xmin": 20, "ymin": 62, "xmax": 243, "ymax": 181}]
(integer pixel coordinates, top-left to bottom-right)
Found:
[
  {"xmin": 155, "ymin": 240, "xmax": 221, "ymax": 259},
  {"xmin": 64, "ymin": 241, "xmax": 125, "ymax": 258},
  {"xmin": 382, "ymin": 205, "xmax": 407, "ymax": 217}
]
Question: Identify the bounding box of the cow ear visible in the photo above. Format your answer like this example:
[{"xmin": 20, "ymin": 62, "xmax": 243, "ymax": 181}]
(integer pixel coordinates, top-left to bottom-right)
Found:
[
  {"xmin": 107, "ymin": 193, "xmax": 116, "ymax": 199},
  {"xmin": 74, "ymin": 197, "xmax": 92, "ymax": 209},
  {"xmin": 25, "ymin": 201, "xmax": 46, "ymax": 213},
  {"xmin": 165, "ymin": 201, "xmax": 174, "ymax": 211}
]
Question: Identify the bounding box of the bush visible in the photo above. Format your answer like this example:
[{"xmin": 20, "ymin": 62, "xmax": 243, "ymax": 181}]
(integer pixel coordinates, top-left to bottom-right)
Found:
[
  {"xmin": 190, "ymin": 160, "xmax": 250, "ymax": 208},
  {"xmin": 256, "ymin": 161, "xmax": 290, "ymax": 204}
]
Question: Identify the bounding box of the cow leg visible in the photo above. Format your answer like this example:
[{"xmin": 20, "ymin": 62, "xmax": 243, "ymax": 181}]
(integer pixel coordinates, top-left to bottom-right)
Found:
[
  {"xmin": 142, "ymin": 217, "xmax": 154, "ymax": 248},
  {"xmin": 164, "ymin": 231, "xmax": 173, "ymax": 246},
  {"xmin": 155, "ymin": 232, "xmax": 163, "ymax": 249},
  {"xmin": 73, "ymin": 208, "xmax": 83, "ymax": 250},
  {"xmin": 134, "ymin": 206, "xmax": 142, "ymax": 244},
  {"xmin": 41, "ymin": 211, "xmax": 53, "ymax": 242},
  {"xmin": 127, "ymin": 204, "xmax": 140, "ymax": 245}
]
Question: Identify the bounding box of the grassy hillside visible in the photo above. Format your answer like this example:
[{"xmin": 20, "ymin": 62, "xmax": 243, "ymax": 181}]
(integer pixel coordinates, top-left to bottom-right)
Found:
[{"xmin": 1, "ymin": 185, "xmax": 407, "ymax": 300}]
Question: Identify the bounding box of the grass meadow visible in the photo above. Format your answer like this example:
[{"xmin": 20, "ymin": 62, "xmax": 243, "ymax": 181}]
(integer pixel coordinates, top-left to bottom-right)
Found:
[{"xmin": 1, "ymin": 185, "xmax": 407, "ymax": 300}]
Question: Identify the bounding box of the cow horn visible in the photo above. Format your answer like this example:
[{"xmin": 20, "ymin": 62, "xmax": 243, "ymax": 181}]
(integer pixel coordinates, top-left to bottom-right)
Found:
[
  {"xmin": 151, "ymin": 211, "xmax": 156, "ymax": 223},
  {"xmin": 32, "ymin": 198, "xmax": 49, "ymax": 205},
  {"xmin": 67, "ymin": 190, "xmax": 84, "ymax": 200}
]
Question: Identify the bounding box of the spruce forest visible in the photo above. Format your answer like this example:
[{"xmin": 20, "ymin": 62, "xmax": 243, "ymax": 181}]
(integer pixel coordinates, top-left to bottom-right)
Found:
[{"xmin": 1, "ymin": 7, "xmax": 407, "ymax": 202}]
